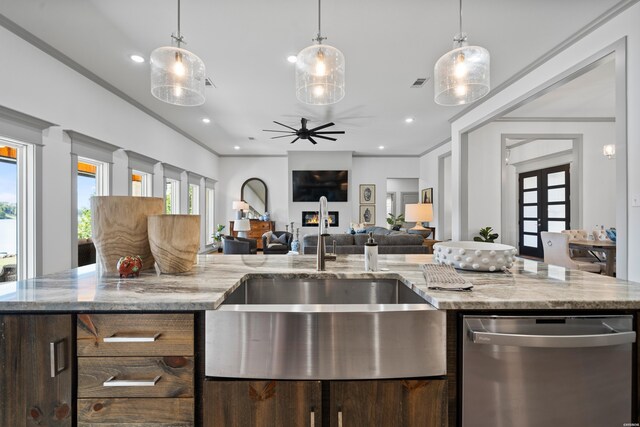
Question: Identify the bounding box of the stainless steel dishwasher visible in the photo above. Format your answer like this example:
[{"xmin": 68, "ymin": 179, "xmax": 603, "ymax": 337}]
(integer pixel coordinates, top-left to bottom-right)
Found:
[{"xmin": 462, "ymin": 315, "xmax": 635, "ymax": 427}]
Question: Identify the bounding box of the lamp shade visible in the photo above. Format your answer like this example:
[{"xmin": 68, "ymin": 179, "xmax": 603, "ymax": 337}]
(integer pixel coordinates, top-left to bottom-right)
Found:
[
  {"xmin": 296, "ymin": 43, "xmax": 345, "ymax": 105},
  {"xmin": 233, "ymin": 219, "xmax": 251, "ymax": 232},
  {"xmin": 232, "ymin": 201, "xmax": 249, "ymax": 210},
  {"xmin": 434, "ymin": 45, "xmax": 490, "ymax": 106},
  {"xmin": 405, "ymin": 203, "xmax": 433, "ymax": 231},
  {"xmin": 150, "ymin": 46, "xmax": 206, "ymax": 106}
]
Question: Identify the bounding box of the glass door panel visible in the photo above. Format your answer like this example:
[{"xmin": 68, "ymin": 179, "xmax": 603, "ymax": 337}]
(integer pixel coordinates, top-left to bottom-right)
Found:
[{"xmin": 518, "ymin": 164, "xmax": 570, "ymax": 258}]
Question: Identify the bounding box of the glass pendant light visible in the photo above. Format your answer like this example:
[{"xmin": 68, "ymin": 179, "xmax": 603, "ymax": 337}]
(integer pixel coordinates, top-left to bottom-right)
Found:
[
  {"xmin": 295, "ymin": 0, "xmax": 345, "ymax": 105},
  {"xmin": 434, "ymin": 0, "xmax": 490, "ymax": 106},
  {"xmin": 150, "ymin": 0, "xmax": 206, "ymax": 106}
]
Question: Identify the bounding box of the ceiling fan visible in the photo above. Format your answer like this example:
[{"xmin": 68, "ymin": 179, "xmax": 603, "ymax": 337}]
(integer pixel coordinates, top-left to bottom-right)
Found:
[{"xmin": 262, "ymin": 118, "xmax": 345, "ymax": 144}]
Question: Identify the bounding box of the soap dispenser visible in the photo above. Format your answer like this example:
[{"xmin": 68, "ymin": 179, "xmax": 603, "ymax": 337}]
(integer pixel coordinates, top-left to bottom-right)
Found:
[{"xmin": 365, "ymin": 232, "xmax": 378, "ymax": 272}]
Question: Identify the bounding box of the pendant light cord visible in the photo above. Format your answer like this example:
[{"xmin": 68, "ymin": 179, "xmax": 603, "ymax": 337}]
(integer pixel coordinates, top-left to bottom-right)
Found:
[
  {"xmin": 177, "ymin": 0, "xmax": 181, "ymax": 38},
  {"xmin": 459, "ymin": 0, "xmax": 462, "ymax": 35},
  {"xmin": 315, "ymin": 0, "xmax": 326, "ymax": 43}
]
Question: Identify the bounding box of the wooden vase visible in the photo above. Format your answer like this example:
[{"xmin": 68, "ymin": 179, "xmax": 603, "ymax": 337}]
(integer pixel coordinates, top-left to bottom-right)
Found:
[
  {"xmin": 147, "ymin": 215, "xmax": 201, "ymax": 274},
  {"xmin": 91, "ymin": 196, "xmax": 164, "ymax": 274}
]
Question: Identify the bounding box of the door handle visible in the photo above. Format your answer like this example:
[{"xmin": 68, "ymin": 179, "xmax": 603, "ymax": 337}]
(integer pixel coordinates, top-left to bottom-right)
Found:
[
  {"xmin": 310, "ymin": 409, "xmax": 315, "ymax": 427},
  {"xmin": 468, "ymin": 324, "xmax": 636, "ymax": 348},
  {"xmin": 338, "ymin": 409, "xmax": 343, "ymax": 427}
]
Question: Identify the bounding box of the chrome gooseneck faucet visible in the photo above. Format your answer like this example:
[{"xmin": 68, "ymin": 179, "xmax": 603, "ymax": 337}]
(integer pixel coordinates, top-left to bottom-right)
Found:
[{"xmin": 317, "ymin": 196, "xmax": 330, "ymax": 271}]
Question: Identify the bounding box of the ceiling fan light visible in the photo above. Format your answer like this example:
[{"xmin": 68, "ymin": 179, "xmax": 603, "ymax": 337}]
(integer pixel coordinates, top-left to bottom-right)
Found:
[
  {"xmin": 151, "ymin": 46, "xmax": 206, "ymax": 106},
  {"xmin": 296, "ymin": 43, "xmax": 345, "ymax": 105},
  {"xmin": 434, "ymin": 45, "xmax": 489, "ymax": 106}
]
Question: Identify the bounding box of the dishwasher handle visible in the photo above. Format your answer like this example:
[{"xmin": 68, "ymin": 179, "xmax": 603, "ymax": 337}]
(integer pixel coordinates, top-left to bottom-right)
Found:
[{"xmin": 468, "ymin": 325, "xmax": 636, "ymax": 348}]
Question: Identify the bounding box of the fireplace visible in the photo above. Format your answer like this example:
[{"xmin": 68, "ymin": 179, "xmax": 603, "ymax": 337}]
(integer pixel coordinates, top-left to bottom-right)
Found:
[{"xmin": 302, "ymin": 211, "xmax": 339, "ymax": 227}]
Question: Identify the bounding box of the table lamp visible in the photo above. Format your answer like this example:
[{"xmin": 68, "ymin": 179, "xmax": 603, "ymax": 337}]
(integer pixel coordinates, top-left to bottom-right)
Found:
[
  {"xmin": 232, "ymin": 200, "xmax": 249, "ymax": 219},
  {"xmin": 233, "ymin": 218, "xmax": 251, "ymax": 238},
  {"xmin": 405, "ymin": 203, "xmax": 433, "ymax": 231}
]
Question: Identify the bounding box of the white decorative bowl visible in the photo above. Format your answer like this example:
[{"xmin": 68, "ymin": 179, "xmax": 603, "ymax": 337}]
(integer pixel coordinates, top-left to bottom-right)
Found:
[{"xmin": 433, "ymin": 241, "xmax": 517, "ymax": 272}]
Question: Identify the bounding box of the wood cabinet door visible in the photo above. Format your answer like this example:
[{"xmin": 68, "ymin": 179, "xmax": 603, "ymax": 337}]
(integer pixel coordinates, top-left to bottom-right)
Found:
[
  {"xmin": 329, "ymin": 379, "xmax": 447, "ymax": 427},
  {"xmin": 0, "ymin": 314, "xmax": 73, "ymax": 427},
  {"xmin": 204, "ymin": 379, "xmax": 322, "ymax": 427}
]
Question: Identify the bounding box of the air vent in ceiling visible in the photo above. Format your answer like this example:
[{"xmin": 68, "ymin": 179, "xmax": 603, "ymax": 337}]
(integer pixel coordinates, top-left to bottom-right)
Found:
[
  {"xmin": 410, "ymin": 77, "xmax": 429, "ymax": 88},
  {"xmin": 248, "ymin": 137, "xmax": 256, "ymax": 141},
  {"xmin": 205, "ymin": 77, "xmax": 216, "ymax": 87}
]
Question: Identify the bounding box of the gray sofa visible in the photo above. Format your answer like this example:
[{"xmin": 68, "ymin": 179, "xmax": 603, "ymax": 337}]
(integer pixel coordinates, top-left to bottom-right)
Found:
[{"xmin": 302, "ymin": 227, "xmax": 427, "ymax": 255}]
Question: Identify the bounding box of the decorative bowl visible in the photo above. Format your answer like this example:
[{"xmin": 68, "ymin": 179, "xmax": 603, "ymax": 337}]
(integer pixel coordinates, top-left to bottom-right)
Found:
[{"xmin": 433, "ymin": 241, "xmax": 517, "ymax": 272}]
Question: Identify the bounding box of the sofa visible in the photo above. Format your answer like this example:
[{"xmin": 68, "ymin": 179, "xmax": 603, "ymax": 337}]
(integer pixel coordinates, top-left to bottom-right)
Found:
[{"xmin": 301, "ymin": 227, "xmax": 427, "ymax": 255}]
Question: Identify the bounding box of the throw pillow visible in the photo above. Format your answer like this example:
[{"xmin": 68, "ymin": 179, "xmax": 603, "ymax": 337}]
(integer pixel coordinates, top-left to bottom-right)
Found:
[
  {"xmin": 263, "ymin": 231, "xmax": 273, "ymax": 243},
  {"xmin": 276, "ymin": 233, "xmax": 289, "ymax": 245}
]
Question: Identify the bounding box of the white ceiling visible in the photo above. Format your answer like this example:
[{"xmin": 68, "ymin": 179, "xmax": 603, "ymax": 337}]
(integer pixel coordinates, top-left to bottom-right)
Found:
[{"xmin": 0, "ymin": 0, "xmax": 622, "ymax": 155}]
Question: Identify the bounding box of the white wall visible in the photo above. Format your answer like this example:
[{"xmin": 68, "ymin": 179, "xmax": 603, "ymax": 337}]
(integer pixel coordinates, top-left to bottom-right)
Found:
[
  {"xmin": 386, "ymin": 178, "xmax": 419, "ymax": 217},
  {"xmin": 217, "ymin": 156, "xmax": 289, "ymax": 232},
  {"xmin": 419, "ymin": 142, "xmax": 451, "ymax": 240},
  {"xmin": 466, "ymin": 121, "xmax": 616, "ymax": 243},
  {"xmin": 352, "ymin": 157, "xmax": 420, "ymax": 227},
  {"xmin": 448, "ymin": 3, "xmax": 639, "ymax": 280},
  {"xmin": 0, "ymin": 26, "xmax": 219, "ymax": 274}
]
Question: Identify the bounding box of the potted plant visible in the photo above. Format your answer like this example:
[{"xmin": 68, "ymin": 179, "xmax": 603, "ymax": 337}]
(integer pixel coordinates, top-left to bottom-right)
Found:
[
  {"xmin": 386, "ymin": 213, "xmax": 405, "ymax": 231},
  {"xmin": 473, "ymin": 226, "xmax": 499, "ymax": 243},
  {"xmin": 212, "ymin": 224, "xmax": 225, "ymax": 252}
]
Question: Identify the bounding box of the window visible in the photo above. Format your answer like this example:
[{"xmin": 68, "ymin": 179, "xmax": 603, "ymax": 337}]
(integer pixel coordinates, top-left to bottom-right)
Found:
[
  {"xmin": 132, "ymin": 170, "xmax": 152, "ymax": 197},
  {"xmin": 188, "ymin": 184, "xmax": 200, "ymax": 214},
  {"xmin": 205, "ymin": 187, "xmax": 215, "ymax": 244},
  {"xmin": 165, "ymin": 178, "xmax": 180, "ymax": 214},
  {"xmin": 77, "ymin": 158, "xmax": 109, "ymax": 243},
  {"xmin": 0, "ymin": 144, "xmax": 17, "ymax": 280}
]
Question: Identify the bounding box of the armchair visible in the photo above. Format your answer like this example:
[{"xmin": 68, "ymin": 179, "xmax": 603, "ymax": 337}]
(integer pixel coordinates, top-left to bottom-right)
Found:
[
  {"xmin": 262, "ymin": 231, "xmax": 293, "ymax": 254},
  {"xmin": 222, "ymin": 235, "xmax": 257, "ymax": 254}
]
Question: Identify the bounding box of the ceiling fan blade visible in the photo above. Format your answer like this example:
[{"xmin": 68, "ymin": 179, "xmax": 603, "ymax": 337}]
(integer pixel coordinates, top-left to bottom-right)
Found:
[
  {"xmin": 263, "ymin": 129, "xmax": 295, "ymax": 133},
  {"xmin": 289, "ymin": 137, "xmax": 300, "ymax": 144},
  {"xmin": 271, "ymin": 134, "xmax": 297, "ymax": 139},
  {"xmin": 308, "ymin": 136, "xmax": 318, "ymax": 145},
  {"xmin": 273, "ymin": 121, "xmax": 298, "ymax": 131},
  {"xmin": 314, "ymin": 131, "xmax": 345, "ymax": 134},
  {"xmin": 313, "ymin": 135, "xmax": 337, "ymax": 141},
  {"xmin": 308, "ymin": 122, "xmax": 335, "ymax": 132}
]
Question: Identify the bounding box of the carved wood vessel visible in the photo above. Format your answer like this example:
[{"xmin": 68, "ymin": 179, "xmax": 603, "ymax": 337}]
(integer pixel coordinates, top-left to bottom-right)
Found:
[
  {"xmin": 148, "ymin": 214, "xmax": 201, "ymax": 273},
  {"xmin": 91, "ymin": 196, "xmax": 164, "ymax": 274}
]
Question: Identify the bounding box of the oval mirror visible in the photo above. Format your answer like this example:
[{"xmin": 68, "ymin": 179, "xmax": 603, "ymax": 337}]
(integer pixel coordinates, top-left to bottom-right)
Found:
[{"xmin": 241, "ymin": 178, "xmax": 268, "ymax": 217}]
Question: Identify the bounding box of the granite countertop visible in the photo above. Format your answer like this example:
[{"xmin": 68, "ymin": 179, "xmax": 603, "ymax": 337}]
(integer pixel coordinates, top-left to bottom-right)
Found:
[{"xmin": 0, "ymin": 254, "xmax": 639, "ymax": 311}]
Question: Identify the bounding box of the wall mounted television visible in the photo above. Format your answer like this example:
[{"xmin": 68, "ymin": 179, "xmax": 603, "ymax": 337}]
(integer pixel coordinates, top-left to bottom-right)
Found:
[{"xmin": 292, "ymin": 170, "xmax": 348, "ymax": 202}]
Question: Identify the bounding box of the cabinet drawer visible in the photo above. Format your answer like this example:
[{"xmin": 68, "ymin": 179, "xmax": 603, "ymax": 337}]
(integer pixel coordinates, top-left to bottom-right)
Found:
[
  {"xmin": 78, "ymin": 398, "xmax": 194, "ymax": 426},
  {"xmin": 78, "ymin": 356, "xmax": 193, "ymax": 398},
  {"xmin": 77, "ymin": 314, "xmax": 194, "ymax": 357}
]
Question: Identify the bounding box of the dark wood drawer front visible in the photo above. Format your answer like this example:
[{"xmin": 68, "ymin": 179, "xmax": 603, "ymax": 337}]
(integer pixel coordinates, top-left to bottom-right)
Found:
[
  {"xmin": 77, "ymin": 398, "xmax": 194, "ymax": 426},
  {"xmin": 77, "ymin": 314, "xmax": 194, "ymax": 356},
  {"xmin": 78, "ymin": 356, "xmax": 194, "ymax": 398}
]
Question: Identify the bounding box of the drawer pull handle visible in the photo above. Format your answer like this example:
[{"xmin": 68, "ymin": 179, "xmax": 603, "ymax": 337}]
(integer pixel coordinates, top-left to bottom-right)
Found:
[
  {"xmin": 49, "ymin": 339, "xmax": 66, "ymax": 378},
  {"xmin": 103, "ymin": 333, "xmax": 160, "ymax": 343},
  {"xmin": 103, "ymin": 376, "xmax": 161, "ymax": 387}
]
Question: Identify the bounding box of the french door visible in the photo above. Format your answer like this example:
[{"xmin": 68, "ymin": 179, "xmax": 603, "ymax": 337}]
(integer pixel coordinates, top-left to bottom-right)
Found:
[{"xmin": 518, "ymin": 164, "xmax": 570, "ymax": 258}]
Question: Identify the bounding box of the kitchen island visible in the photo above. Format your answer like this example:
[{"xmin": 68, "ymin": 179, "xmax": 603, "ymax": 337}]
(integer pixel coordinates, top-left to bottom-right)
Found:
[{"xmin": 1, "ymin": 254, "xmax": 639, "ymax": 426}]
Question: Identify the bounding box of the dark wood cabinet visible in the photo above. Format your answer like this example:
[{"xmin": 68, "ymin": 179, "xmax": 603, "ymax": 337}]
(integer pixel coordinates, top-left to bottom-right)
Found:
[
  {"xmin": 204, "ymin": 379, "xmax": 322, "ymax": 427},
  {"xmin": 0, "ymin": 314, "xmax": 73, "ymax": 427},
  {"xmin": 204, "ymin": 378, "xmax": 446, "ymax": 427},
  {"xmin": 330, "ymin": 379, "xmax": 446, "ymax": 427}
]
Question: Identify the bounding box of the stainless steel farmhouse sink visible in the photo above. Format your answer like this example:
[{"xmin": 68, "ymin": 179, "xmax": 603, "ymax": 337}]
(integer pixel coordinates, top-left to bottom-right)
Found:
[{"xmin": 205, "ymin": 277, "xmax": 445, "ymax": 380}]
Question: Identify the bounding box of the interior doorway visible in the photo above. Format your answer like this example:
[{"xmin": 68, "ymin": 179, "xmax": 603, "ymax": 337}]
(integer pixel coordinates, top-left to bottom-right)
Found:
[{"xmin": 518, "ymin": 164, "xmax": 570, "ymax": 258}]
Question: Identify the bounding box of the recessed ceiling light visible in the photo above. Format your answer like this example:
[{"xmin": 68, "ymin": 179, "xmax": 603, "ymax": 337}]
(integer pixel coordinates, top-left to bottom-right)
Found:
[
  {"xmin": 233, "ymin": 146, "xmax": 240, "ymax": 150},
  {"xmin": 130, "ymin": 54, "xmax": 145, "ymax": 63},
  {"xmin": 202, "ymin": 118, "xmax": 211, "ymax": 124},
  {"xmin": 378, "ymin": 145, "xmax": 385, "ymax": 150},
  {"xmin": 287, "ymin": 55, "xmax": 298, "ymax": 63},
  {"xmin": 405, "ymin": 117, "xmax": 414, "ymax": 123}
]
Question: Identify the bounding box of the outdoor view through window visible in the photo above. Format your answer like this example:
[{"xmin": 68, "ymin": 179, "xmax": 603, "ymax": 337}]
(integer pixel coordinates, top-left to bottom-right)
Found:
[{"xmin": 0, "ymin": 145, "xmax": 17, "ymax": 282}]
